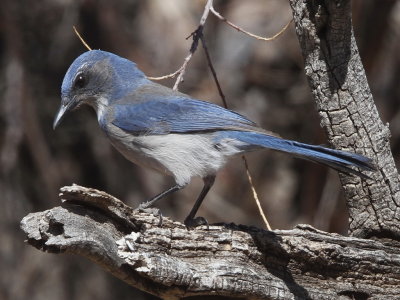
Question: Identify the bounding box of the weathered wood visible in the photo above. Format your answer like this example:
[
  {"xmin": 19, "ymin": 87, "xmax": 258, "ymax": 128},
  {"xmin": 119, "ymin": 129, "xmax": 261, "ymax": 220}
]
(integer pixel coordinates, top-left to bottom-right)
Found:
[
  {"xmin": 288, "ymin": 0, "xmax": 400, "ymax": 239},
  {"xmin": 21, "ymin": 185, "xmax": 400, "ymax": 299}
]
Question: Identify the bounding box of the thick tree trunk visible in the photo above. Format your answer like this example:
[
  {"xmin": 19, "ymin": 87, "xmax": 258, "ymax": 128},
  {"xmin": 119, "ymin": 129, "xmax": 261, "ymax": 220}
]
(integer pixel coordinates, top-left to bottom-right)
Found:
[
  {"xmin": 21, "ymin": 185, "xmax": 400, "ymax": 299},
  {"xmin": 288, "ymin": 0, "xmax": 400, "ymax": 239}
]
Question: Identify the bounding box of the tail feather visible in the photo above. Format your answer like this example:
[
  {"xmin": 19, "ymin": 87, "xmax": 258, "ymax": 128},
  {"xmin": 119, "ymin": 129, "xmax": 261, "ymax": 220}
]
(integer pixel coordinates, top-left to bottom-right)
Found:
[{"xmin": 220, "ymin": 131, "xmax": 376, "ymax": 178}]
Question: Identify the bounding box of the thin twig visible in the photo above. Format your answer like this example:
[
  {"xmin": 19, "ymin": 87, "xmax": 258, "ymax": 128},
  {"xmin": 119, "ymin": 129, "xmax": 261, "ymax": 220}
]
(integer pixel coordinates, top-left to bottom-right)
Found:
[
  {"xmin": 242, "ymin": 156, "xmax": 271, "ymax": 230},
  {"xmin": 151, "ymin": 0, "xmax": 213, "ymax": 89},
  {"xmin": 147, "ymin": 65, "xmax": 185, "ymax": 81},
  {"xmin": 172, "ymin": 51, "xmax": 194, "ymax": 91},
  {"xmin": 73, "ymin": 26, "xmax": 92, "ymax": 50},
  {"xmin": 152, "ymin": 3, "xmax": 291, "ymax": 83},
  {"xmin": 172, "ymin": 0, "xmax": 214, "ymax": 90},
  {"xmin": 210, "ymin": 6, "xmax": 292, "ymax": 41},
  {"xmin": 200, "ymin": 36, "xmax": 228, "ymax": 109},
  {"xmin": 199, "ymin": 35, "xmax": 271, "ymax": 230}
]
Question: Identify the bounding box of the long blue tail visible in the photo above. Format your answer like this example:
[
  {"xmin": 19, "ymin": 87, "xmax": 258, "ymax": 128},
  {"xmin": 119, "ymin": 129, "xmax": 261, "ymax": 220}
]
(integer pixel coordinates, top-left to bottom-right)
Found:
[{"xmin": 219, "ymin": 131, "xmax": 375, "ymax": 178}]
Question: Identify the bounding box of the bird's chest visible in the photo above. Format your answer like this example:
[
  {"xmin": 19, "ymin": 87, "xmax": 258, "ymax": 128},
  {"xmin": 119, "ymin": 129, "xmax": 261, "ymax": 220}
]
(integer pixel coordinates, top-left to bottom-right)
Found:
[{"xmin": 101, "ymin": 121, "xmax": 172, "ymax": 175}]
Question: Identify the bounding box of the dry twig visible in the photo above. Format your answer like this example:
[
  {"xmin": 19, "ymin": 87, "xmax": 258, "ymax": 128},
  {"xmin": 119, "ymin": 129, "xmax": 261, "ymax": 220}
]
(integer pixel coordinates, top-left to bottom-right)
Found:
[
  {"xmin": 210, "ymin": 6, "xmax": 292, "ymax": 41},
  {"xmin": 73, "ymin": 26, "xmax": 92, "ymax": 51}
]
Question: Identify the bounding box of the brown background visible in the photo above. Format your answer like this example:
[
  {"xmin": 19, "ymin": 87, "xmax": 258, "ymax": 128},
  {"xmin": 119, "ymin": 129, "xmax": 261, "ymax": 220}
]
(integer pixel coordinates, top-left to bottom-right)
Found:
[{"xmin": 1, "ymin": 1, "xmax": 399, "ymax": 299}]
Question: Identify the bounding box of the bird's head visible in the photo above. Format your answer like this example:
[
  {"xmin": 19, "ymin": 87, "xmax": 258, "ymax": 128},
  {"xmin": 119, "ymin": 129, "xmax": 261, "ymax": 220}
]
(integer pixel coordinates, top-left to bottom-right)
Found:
[{"xmin": 53, "ymin": 50, "xmax": 146, "ymax": 129}]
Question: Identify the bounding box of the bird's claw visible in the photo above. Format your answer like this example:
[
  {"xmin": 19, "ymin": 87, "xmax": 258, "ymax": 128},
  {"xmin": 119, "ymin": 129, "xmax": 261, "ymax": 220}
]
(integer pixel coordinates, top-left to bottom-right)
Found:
[{"xmin": 184, "ymin": 216, "xmax": 209, "ymax": 229}]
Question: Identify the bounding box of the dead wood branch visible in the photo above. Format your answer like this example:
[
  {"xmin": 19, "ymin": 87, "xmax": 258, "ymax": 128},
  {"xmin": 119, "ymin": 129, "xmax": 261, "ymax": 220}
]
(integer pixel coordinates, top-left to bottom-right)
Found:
[{"xmin": 21, "ymin": 185, "xmax": 400, "ymax": 299}]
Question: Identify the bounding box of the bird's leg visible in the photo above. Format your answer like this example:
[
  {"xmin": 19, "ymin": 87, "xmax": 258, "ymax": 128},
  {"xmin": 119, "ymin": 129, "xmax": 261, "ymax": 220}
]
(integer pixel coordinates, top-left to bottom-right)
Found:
[
  {"xmin": 137, "ymin": 184, "xmax": 183, "ymax": 210},
  {"xmin": 184, "ymin": 175, "xmax": 216, "ymax": 228}
]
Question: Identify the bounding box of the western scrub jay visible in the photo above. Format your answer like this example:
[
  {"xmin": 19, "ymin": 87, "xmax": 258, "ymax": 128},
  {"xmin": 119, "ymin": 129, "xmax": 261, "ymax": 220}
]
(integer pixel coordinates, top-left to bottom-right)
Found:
[{"xmin": 54, "ymin": 50, "xmax": 375, "ymax": 227}]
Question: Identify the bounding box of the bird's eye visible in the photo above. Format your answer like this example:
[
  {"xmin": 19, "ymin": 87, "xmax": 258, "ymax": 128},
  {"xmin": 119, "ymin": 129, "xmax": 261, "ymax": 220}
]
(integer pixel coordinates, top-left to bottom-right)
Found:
[{"xmin": 74, "ymin": 73, "xmax": 86, "ymax": 89}]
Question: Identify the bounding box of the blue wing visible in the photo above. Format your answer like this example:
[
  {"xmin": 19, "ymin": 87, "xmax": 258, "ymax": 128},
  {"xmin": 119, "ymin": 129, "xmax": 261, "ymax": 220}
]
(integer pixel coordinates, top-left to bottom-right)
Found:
[{"xmin": 110, "ymin": 85, "xmax": 257, "ymax": 135}]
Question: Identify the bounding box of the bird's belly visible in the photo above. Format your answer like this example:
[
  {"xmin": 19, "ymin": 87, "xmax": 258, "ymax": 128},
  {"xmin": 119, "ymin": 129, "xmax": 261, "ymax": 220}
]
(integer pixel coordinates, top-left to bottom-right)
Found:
[{"xmin": 104, "ymin": 127, "xmax": 242, "ymax": 186}]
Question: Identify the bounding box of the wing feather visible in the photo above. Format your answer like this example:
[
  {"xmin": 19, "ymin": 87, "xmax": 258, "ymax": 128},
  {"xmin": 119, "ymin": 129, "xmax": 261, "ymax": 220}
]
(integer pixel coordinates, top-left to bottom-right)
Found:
[{"xmin": 111, "ymin": 84, "xmax": 257, "ymax": 135}]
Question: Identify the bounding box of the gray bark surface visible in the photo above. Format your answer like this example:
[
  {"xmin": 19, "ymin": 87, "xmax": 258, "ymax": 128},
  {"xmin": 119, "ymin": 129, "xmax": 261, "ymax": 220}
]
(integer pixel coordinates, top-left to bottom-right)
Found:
[
  {"xmin": 289, "ymin": 0, "xmax": 400, "ymax": 239},
  {"xmin": 20, "ymin": 185, "xmax": 400, "ymax": 299}
]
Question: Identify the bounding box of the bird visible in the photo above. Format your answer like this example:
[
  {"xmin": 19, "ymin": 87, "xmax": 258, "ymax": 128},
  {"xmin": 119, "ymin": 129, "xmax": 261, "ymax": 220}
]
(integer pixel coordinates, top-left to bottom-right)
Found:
[{"xmin": 54, "ymin": 50, "xmax": 375, "ymax": 227}]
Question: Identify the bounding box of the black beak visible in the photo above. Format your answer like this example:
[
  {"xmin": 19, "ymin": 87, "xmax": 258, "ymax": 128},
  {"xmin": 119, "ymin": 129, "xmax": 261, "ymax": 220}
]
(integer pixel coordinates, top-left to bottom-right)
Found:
[{"xmin": 53, "ymin": 98, "xmax": 76, "ymax": 129}]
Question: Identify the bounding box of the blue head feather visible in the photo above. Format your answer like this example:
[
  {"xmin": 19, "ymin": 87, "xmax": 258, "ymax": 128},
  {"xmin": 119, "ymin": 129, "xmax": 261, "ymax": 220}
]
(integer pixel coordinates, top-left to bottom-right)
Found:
[{"xmin": 61, "ymin": 50, "xmax": 148, "ymax": 101}]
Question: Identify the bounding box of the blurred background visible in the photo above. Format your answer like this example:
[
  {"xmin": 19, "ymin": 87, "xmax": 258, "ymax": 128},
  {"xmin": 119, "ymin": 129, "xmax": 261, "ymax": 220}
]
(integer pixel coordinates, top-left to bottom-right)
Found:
[{"xmin": 1, "ymin": 0, "xmax": 399, "ymax": 299}]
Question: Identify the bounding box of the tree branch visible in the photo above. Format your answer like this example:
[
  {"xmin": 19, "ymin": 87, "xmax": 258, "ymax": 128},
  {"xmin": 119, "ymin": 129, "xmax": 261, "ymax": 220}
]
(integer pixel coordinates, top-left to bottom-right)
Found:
[
  {"xmin": 21, "ymin": 185, "xmax": 400, "ymax": 299},
  {"xmin": 289, "ymin": 0, "xmax": 400, "ymax": 239}
]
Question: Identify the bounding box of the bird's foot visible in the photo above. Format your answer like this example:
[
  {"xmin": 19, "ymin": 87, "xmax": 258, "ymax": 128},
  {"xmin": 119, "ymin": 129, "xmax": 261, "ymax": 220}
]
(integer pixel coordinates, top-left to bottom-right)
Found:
[{"xmin": 184, "ymin": 216, "xmax": 209, "ymax": 229}]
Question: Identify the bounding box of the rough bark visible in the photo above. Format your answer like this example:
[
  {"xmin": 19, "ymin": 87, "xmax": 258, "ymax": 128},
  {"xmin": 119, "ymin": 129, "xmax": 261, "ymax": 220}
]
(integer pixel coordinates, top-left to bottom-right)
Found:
[
  {"xmin": 288, "ymin": 0, "xmax": 400, "ymax": 239},
  {"xmin": 20, "ymin": 185, "xmax": 400, "ymax": 300}
]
